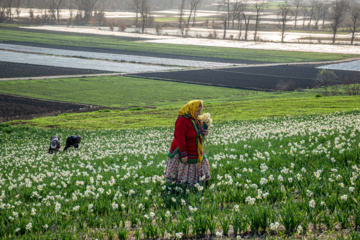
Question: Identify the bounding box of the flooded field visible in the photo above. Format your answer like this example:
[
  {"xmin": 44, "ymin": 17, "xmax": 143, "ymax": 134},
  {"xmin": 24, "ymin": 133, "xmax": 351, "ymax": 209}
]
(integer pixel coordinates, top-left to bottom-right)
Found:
[{"xmin": 25, "ymin": 25, "xmax": 360, "ymax": 50}]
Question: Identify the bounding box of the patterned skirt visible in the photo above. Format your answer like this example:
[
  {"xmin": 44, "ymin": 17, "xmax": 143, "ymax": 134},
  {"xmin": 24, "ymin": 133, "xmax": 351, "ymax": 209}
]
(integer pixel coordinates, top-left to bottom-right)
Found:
[{"xmin": 164, "ymin": 154, "xmax": 211, "ymax": 184}]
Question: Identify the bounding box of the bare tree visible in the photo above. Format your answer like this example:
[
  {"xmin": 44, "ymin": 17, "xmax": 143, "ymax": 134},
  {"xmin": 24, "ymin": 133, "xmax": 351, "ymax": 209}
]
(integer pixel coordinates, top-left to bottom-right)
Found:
[
  {"xmin": 132, "ymin": 0, "xmax": 140, "ymax": 27},
  {"xmin": 48, "ymin": 0, "xmax": 56, "ymax": 23},
  {"xmin": 138, "ymin": 0, "xmax": 150, "ymax": 33},
  {"xmin": 186, "ymin": 0, "xmax": 201, "ymax": 27},
  {"xmin": 0, "ymin": 0, "xmax": 7, "ymax": 22},
  {"xmin": 292, "ymin": 0, "xmax": 302, "ymax": 29},
  {"xmin": 278, "ymin": 2, "xmax": 292, "ymax": 43},
  {"xmin": 301, "ymin": 6, "xmax": 308, "ymax": 29},
  {"xmin": 218, "ymin": 0, "xmax": 231, "ymax": 32},
  {"xmin": 6, "ymin": 0, "xmax": 13, "ymax": 20},
  {"xmin": 349, "ymin": 2, "xmax": 360, "ymax": 44},
  {"xmin": 49, "ymin": 0, "xmax": 63, "ymax": 24},
  {"xmin": 321, "ymin": 2, "xmax": 330, "ymax": 28},
  {"xmin": 191, "ymin": 0, "xmax": 201, "ymax": 26},
  {"xmin": 243, "ymin": 11, "xmax": 250, "ymax": 40},
  {"xmin": 308, "ymin": 0, "xmax": 316, "ymax": 29},
  {"xmin": 75, "ymin": 0, "xmax": 98, "ymax": 21},
  {"xmin": 67, "ymin": 0, "xmax": 74, "ymax": 25},
  {"xmin": 15, "ymin": 0, "xmax": 20, "ymax": 18},
  {"xmin": 230, "ymin": 0, "xmax": 240, "ymax": 28},
  {"xmin": 178, "ymin": 0, "xmax": 186, "ymax": 36},
  {"xmin": 222, "ymin": 15, "xmax": 227, "ymax": 39},
  {"xmin": 330, "ymin": 0, "xmax": 349, "ymax": 44},
  {"xmin": 253, "ymin": 1, "xmax": 267, "ymax": 42},
  {"xmin": 237, "ymin": 1, "xmax": 247, "ymax": 39},
  {"xmin": 313, "ymin": 0, "xmax": 323, "ymax": 29}
]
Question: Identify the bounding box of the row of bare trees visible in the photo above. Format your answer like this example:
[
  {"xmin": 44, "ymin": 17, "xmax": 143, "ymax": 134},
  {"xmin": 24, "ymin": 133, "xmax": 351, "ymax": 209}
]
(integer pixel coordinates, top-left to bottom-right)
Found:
[
  {"xmin": 213, "ymin": 0, "xmax": 359, "ymax": 44},
  {"xmin": 0, "ymin": 0, "xmax": 154, "ymax": 32},
  {"xmin": 0, "ymin": 0, "xmax": 98, "ymax": 23},
  {"xmin": 0, "ymin": 0, "xmax": 359, "ymax": 44},
  {"xmin": 280, "ymin": 0, "xmax": 360, "ymax": 44}
]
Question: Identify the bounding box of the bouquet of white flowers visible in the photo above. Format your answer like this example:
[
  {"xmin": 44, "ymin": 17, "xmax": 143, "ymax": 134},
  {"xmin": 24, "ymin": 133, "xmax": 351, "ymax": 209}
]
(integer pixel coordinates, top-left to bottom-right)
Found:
[{"xmin": 199, "ymin": 113, "xmax": 213, "ymax": 130}]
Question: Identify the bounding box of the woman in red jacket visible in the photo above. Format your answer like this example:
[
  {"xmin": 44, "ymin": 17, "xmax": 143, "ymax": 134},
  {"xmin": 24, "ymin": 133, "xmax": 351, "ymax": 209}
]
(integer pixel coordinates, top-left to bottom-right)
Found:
[{"xmin": 164, "ymin": 100, "xmax": 211, "ymax": 185}]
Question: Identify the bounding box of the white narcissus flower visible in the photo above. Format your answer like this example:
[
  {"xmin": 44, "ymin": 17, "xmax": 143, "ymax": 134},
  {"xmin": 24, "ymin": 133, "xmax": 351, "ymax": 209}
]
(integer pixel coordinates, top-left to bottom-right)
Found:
[
  {"xmin": 175, "ymin": 232, "xmax": 183, "ymax": 239},
  {"xmin": 55, "ymin": 202, "xmax": 61, "ymax": 213},
  {"xmin": 165, "ymin": 211, "xmax": 171, "ymax": 217},
  {"xmin": 270, "ymin": 222, "xmax": 280, "ymax": 231},
  {"xmin": 260, "ymin": 178, "xmax": 268, "ymax": 185},
  {"xmin": 309, "ymin": 199, "xmax": 315, "ymax": 208},
  {"xmin": 297, "ymin": 225, "xmax": 303, "ymax": 234},
  {"xmin": 112, "ymin": 202, "xmax": 118, "ymax": 210},
  {"xmin": 25, "ymin": 222, "xmax": 32, "ymax": 231}
]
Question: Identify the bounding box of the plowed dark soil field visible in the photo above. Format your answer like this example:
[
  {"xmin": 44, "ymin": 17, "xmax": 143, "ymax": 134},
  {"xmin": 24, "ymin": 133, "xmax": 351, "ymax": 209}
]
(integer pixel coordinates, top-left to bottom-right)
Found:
[
  {"xmin": 0, "ymin": 62, "xmax": 108, "ymax": 78},
  {"xmin": 0, "ymin": 94, "xmax": 107, "ymax": 123},
  {"xmin": 130, "ymin": 64, "xmax": 360, "ymax": 91}
]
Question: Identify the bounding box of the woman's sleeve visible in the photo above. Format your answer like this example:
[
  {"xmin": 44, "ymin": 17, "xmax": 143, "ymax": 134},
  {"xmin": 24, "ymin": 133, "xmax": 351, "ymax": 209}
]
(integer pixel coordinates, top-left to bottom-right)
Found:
[{"xmin": 174, "ymin": 117, "xmax": 188, "ymax": 158}]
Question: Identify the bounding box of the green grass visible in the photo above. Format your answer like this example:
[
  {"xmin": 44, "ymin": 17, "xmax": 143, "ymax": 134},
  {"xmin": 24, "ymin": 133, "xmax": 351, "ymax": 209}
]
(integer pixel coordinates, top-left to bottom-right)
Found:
[
  {"xmin": 11, "ymin": 95, "xmax": 360, "ymax": 129},
  {"xmin": 0, "ymin": 23, "xmax": 20, "ymax": 28},
  {"xmin": 0, "ymin": 26, "xmax": 356, "ymax": 63},
  {"xmin": 2, "ymin": 75, "xmax": 358, "ymax": 129},
  {"xmin": 0, "ymin": 75, "xmax": 316, "ymax": 108}
]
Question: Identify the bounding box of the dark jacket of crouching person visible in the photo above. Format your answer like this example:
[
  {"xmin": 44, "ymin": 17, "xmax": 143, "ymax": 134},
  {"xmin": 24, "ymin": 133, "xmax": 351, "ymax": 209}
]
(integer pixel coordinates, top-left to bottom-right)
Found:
[
  {"xmin": 48, "ymin": 136, "xmax": 60, "ymax": 153},
  {"xmin": 64, "ymin": 135, "xmax": 81, "ymax": 151}
]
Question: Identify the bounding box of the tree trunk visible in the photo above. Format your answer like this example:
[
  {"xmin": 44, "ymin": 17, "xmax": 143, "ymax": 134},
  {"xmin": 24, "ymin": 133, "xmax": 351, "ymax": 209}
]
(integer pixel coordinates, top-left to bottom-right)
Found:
[
  {"xmin": 187, "ymin": 9, "xmax": 193, "ymax": 27},
  {"xmin": 254, "ymin": 18, "xmax": 259, "ymax": 41},
  {"xmin": 332, "ymin": 28, "xmax": 337, "ymax": 44},
  {"xmin": 223, "ymin": 18, "xmax": 227, "ymax": 39}
]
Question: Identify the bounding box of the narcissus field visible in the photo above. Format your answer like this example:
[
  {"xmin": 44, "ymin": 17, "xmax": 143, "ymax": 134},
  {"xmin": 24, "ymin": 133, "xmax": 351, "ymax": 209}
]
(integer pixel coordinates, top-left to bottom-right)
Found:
[{"xmin": 1, "ymin": 110, "xmax": 360, "ymax": 239}]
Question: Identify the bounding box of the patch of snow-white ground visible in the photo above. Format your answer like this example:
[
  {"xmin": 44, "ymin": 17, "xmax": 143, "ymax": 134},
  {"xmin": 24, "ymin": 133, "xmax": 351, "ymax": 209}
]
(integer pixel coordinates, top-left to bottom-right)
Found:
[
  {"xmin": 0, "ymin": 50, "xmax": 180, "ymax": 73},
  {"xmin": 318, "ymin": 60, "xmax": 360, "ymax": 71},
  {"xmin": 23, "ymin": 25, "xmax": 360, "ymax": 55},
  {"xmin": 0, "ymin": 43, "xmax": 232, "ymax": 68}
]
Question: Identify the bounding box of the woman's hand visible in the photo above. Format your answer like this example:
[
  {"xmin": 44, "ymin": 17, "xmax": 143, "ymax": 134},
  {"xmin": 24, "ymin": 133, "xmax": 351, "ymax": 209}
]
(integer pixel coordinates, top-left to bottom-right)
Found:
[
  {"xmin": 181, "ymin": 157, "xmax": 188, "ymax": 165},
  {"xmin": 202, "ymin": 130, "xmax": 209, "ymax": 136}
]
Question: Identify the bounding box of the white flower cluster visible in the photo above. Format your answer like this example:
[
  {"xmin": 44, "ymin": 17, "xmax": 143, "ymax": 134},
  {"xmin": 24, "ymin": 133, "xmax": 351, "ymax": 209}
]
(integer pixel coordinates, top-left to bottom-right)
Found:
[
  {"xmin": 245, "ymin": 196, "xmax": 256, "ymax": 205},
  {"xmin": 270, "ymin": 222, "xmax": 280, "ymax": 231},
  {"xmin": 199, "ymin": 112, "xmax": 213, "ymax": 128}
]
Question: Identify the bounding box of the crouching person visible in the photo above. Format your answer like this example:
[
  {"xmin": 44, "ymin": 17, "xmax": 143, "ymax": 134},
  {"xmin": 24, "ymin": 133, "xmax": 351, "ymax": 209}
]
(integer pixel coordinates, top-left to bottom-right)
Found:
[
  {"xmin": 64, "ymin": 135, "xmax": 81, "ymax": 151},
  {"xmin": 48, "ymin": 136, "xmax": 60, "ymax": 153}
]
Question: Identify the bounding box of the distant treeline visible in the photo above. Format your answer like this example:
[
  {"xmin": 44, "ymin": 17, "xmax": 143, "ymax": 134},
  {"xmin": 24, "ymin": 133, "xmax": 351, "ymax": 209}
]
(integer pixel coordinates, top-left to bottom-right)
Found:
[{"xmin": 0, "ymin": 0, "xmax": 218, "ymax": 12}]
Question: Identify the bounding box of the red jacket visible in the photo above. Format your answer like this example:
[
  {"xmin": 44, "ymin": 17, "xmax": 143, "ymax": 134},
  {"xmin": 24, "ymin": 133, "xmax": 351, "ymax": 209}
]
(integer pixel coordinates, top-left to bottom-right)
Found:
[{"xmin": 169, "ymin": 116, "xmax": 199, "ymax": 161}]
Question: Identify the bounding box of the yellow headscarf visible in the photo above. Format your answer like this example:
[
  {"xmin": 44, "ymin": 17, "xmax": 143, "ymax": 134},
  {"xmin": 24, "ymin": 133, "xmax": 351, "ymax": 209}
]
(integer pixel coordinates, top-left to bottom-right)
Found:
[
  {"xmin": 178, "ymin": 100, "xmax": 204, "ymax": 164},
  {"xmin": 178, "ymin": 100, "xmax": 203, "ymax": 120}
]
